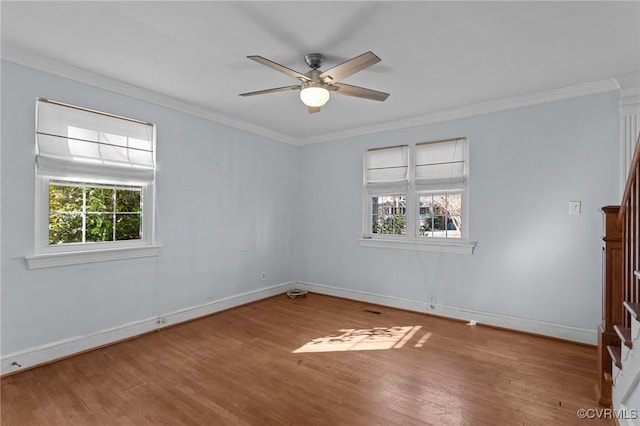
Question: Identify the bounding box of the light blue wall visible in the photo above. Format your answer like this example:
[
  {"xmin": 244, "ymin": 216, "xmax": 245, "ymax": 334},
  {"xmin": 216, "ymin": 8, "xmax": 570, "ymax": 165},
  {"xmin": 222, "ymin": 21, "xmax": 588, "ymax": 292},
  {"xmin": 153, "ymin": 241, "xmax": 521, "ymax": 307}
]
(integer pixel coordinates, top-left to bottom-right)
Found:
[
  {"xmin": 0, "ymin": 59, "xmax": 622, "ymax": 358},
  {"xmin": 1, "ymin": 61, "xmax": 296, "ymax": 355},
  {"xmin": 292, "ymin": 92, "xmax": 620, "ymax": 333}
]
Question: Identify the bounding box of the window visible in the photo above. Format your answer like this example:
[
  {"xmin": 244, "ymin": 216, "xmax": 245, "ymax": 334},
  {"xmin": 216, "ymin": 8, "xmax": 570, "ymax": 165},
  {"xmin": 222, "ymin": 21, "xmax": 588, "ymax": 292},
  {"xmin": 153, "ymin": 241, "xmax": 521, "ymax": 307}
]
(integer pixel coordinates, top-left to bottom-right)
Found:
[
  {"xmin": 49, "ymin": 181, "xmax": 142, "ymax": 244},
  {"xmin": 362, "ymin": 138, "xmax": 475, "ymax": 254},
  {"xmin": 371, "ymin": 194, "xmax": 406, "ymax": 235},
  {"xmin": 365, "ymin": 144, "xmax": 409, "ymax": 237},
  {"xmin": 27, "ymin": 98, "xmax": 160, "ymax": 268},
  {"xmin": 418, "ymin": 192, "xmax": 461, "ymax": 238}
]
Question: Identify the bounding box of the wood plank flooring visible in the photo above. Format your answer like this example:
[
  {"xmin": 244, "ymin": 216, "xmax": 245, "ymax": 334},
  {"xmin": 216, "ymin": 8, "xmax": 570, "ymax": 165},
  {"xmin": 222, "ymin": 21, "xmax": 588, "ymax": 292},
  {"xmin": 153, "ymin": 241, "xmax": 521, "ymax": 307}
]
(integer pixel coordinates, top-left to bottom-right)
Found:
[{"xmin": 1, "ymin": 293, "xmax": 613, "ymax": 425}]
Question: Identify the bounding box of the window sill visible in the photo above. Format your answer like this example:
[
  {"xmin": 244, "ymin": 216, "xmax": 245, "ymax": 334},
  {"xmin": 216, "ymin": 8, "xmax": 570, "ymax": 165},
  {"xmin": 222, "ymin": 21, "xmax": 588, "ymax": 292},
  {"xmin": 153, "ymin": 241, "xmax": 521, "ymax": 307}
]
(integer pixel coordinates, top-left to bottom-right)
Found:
[
  {"xmin": 358, "ymin": 238, "xmax": 476, "ymax": 254},
  {"xmin": 25, "ymin": 245, "xmax": 162, "ymax": 269}
]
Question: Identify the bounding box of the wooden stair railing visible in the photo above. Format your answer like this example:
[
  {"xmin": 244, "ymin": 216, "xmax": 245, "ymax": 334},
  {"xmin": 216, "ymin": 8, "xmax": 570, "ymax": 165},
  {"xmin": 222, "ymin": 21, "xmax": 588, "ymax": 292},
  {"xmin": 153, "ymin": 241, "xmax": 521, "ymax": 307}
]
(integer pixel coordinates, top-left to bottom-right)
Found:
[{"xmin": 597, "ymin": 133, "xmax": 640, "ymax": 406}]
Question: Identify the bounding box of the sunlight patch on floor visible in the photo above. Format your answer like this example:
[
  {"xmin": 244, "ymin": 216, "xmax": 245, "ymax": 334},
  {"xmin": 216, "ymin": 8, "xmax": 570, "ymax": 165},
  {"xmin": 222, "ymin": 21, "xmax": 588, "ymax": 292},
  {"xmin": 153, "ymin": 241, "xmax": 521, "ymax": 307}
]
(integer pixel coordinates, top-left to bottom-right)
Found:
[
  {"xmin": 293, "ymin": 326, "xmax": 422, "ymax": 353},
  {"xmin": 414, "ymin": 332, "xmax": 432, "ymax": 348}
]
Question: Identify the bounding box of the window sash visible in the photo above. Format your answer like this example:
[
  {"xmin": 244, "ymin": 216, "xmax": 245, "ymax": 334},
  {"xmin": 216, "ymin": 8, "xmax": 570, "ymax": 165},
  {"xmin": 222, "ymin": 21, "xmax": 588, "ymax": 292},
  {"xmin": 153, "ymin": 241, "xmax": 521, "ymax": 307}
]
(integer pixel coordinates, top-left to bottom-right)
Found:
[
  {"xmin": 417, "ymin": 191, "xmax": 463, "ymax": 239},
  {"xmin": 48, "ymin": 181, "xmax": 143, "ymax": 246},
  {"xmin": 369, "ymin": 193, "xmax": 407, "ymax": 236},
  {"xmin": 36, "ymin": 176, "xmax": 154, "ymax": 254}
]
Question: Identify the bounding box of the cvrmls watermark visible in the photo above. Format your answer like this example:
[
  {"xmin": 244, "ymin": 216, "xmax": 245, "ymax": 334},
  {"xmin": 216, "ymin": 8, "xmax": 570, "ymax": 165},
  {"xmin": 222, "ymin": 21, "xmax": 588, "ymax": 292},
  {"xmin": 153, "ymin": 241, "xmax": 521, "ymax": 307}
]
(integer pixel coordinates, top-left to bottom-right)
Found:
[{"xmin": 576, "ymin": 408, "xmax": 638, "ymax": 420}]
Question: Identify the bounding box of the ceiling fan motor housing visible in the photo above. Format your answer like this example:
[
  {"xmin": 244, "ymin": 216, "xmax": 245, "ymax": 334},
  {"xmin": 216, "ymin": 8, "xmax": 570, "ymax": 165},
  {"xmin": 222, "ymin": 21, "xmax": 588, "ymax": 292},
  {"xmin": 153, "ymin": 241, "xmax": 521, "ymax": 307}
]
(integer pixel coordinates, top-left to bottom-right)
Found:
[{"xmin": 305, "ymin": 53, "xmax": 325, "ymax": 70}]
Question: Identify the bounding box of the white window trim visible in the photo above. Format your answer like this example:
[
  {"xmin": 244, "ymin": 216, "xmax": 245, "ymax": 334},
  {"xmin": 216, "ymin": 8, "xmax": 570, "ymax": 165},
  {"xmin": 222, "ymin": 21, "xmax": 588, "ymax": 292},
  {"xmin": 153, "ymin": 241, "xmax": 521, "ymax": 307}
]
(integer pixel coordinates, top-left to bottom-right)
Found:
[
  {"xmin": 25, "ymin": 245, "xmax": 162, "ymax": 269},
  {"xmin": 358, "ymin": 237, "xmax": 476, "ymax": 255},
  {"xmin": 27, "ymin": 175, "xmax": 160, "ymax": 269},
  {"xmin": 361, "ymin": 139, "xmax": 477, "ymax": 254}
]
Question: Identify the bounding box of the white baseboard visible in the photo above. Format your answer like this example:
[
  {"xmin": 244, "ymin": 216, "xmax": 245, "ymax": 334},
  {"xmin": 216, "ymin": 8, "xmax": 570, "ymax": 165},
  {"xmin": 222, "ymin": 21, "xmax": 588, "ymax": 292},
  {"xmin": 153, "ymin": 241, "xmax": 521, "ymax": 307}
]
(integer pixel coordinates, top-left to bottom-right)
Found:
[
  {"xmin": 295, "ymin": 281, "xmax": 597, "ymax": 345},
  {"xmin": 1, "ymin": 282, "xmax": 296, "ymax": 375},
  {"xmin": 2, "ymin": 279, "xmax": 596, "ymax": 376}
]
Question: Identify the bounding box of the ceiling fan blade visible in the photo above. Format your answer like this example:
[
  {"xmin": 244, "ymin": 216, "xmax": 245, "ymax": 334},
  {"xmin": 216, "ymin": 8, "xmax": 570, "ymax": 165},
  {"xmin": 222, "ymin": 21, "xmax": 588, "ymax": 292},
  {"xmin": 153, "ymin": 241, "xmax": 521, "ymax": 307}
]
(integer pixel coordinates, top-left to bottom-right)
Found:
[
  {"xmin": 239, "ymin": 85, "xmax": 300, "ymax": 97},
  {"xmin": 332, "ymin": 83, "xmax": 390, "ymax": 102},
  {"xmin": 307, "ymin": 106, "xmax": 321, "ymax": 114},
  {"xmin": 319, "ymin": 51, "xmax": 381, "ymax": 83},
  {"xmin": 247, "ymin": 56, "xmax": 310, "ymax": 81}
]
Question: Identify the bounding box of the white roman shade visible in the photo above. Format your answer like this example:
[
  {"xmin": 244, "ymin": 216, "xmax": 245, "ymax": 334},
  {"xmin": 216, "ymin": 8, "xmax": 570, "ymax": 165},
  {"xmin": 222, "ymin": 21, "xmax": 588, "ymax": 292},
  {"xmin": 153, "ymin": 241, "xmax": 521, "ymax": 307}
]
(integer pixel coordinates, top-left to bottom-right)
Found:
[
  {"xmin": 36, "ymin": 99, "xmax": 155, "ymax": 183},
  {"xmin": 415, "ymin": 138, "xmax": 466, "ymax": 190},
  {"xmin": 365, "ymin": 145, "xmax": 409, "ymax": 189}
]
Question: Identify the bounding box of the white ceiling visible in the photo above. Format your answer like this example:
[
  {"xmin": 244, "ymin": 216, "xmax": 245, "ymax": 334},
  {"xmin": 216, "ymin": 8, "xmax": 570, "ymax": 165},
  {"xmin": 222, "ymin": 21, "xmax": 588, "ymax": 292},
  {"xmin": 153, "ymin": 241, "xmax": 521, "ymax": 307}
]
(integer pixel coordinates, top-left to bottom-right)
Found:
[{"xmin": 2, "ymin": 1, "xmax": 639, "ymax": 144}]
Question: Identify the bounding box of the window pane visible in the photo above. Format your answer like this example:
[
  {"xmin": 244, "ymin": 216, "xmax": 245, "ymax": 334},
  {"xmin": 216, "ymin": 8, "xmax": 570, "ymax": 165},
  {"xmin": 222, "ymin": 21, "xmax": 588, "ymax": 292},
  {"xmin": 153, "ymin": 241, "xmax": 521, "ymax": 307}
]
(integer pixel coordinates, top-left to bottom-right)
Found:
[
  {"xmin": 116, "ymin": 214, "xmax": 141, "ymax": 240},
  {"xmin": 116, "ymin": 188, "xmax": 141, "ymax": 213},
  {"xmin": 49, "ymin": 183, "xmax": 84, "ymax": 244},
  {"xmin": 85, "ymin": 213, "xmax": 114, "ymax": 242},
  {"xmin": 86, "ymin": 187, "xmax": 114, "ymax": 213},
  {"xmin": 371, "ymin": 194, "xmax": 406, "ymax": 235},
  {"xmin": 50, "ymin": 184, "xmax": 83, "ymax": 213},
  {"xmin": 49, "ymin": 213, "xmax": 83, "ymax": 244},
  {"xmin": 419, "ymin": 193, "xmax": 462, "ymax": 238}
]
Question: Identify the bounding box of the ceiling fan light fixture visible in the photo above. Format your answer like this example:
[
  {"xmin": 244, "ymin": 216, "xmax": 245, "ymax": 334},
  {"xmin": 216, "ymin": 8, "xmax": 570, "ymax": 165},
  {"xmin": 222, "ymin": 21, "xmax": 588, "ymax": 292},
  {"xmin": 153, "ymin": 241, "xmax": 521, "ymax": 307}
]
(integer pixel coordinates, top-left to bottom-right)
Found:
[
  {"xmin": 240, "ymin": 52, "xmax": 389, "ymax": 113},
  {"xmin": 300, "ymin": 84, "xmax": 330, "ymax": 107}
]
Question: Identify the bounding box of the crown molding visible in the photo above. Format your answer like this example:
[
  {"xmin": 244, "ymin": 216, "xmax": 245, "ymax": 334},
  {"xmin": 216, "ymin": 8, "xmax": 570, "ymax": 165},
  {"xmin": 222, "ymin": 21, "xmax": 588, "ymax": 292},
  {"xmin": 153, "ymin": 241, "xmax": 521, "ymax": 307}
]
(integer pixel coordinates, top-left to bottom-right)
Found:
[
  {"xmin": 0, "ymin": 44, "xmax": 297, "ymax": 145},
  {"xmin": 297, "ymin": 78, "xmax": 621, "ymax": 145},
  {"xmin": 615, "ymin": 71, "xmax": 640, "ymax": 91},
  {"xmin": 2, "ymin": 44, "xmax": 625, "ymax": 146},
  {"xmin": 615, "ymin": 71, "xmax": 640, "ymax": 107}
]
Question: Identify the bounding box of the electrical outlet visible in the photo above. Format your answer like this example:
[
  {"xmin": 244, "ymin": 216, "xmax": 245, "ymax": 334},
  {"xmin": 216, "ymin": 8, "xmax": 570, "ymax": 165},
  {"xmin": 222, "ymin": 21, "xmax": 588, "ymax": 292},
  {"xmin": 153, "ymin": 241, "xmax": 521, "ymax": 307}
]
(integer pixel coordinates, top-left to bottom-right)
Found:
[{"xmin": 261, "ymin": 272, "xmax": 266, "ymax": 281}]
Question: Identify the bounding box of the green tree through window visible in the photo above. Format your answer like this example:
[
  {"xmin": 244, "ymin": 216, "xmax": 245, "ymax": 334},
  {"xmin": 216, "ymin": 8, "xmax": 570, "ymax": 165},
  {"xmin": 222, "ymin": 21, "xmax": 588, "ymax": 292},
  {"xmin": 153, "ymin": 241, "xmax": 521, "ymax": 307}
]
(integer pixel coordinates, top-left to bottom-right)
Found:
[
  {"xmin": 371, "ymin": 194, "xmax": 407, "ymax": 235},
  {"xmin": 49, "ymin": 182, "xmax": 142, "ymax": 245}
]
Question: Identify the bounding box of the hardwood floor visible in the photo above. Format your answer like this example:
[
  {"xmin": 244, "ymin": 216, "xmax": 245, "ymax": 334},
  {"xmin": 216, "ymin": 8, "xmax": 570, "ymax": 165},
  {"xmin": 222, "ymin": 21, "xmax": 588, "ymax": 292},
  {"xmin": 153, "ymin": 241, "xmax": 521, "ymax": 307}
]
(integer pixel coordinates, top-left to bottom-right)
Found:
[{"xmin": 1, "ymin": 293, "xmax": 613, "ymax": 425}]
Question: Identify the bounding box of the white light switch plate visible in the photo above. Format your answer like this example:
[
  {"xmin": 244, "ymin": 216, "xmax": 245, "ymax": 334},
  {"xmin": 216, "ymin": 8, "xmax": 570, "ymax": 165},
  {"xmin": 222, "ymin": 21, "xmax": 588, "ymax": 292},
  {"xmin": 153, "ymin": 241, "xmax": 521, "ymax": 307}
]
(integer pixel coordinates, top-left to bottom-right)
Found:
[{"xmin": 569, "ymin": 201, "xmax": 581, "ymax": 215}]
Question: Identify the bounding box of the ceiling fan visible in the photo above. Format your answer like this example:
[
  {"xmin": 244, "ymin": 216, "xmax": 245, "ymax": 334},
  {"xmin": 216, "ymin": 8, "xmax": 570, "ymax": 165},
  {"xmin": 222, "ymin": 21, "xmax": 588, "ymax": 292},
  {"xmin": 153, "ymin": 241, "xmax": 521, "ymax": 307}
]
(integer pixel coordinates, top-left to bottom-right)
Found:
[{"xmin": 239, "ymin": 51, "xmax": 390, "ymax": 113}]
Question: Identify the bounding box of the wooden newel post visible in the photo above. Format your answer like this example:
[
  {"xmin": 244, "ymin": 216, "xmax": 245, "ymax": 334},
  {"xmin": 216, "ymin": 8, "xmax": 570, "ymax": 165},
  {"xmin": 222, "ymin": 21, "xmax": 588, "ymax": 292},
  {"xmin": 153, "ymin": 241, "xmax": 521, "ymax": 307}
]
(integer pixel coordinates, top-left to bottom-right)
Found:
[{"xmin": 597, "ymin": 206, "xmax": 623, "ymax": 406}]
